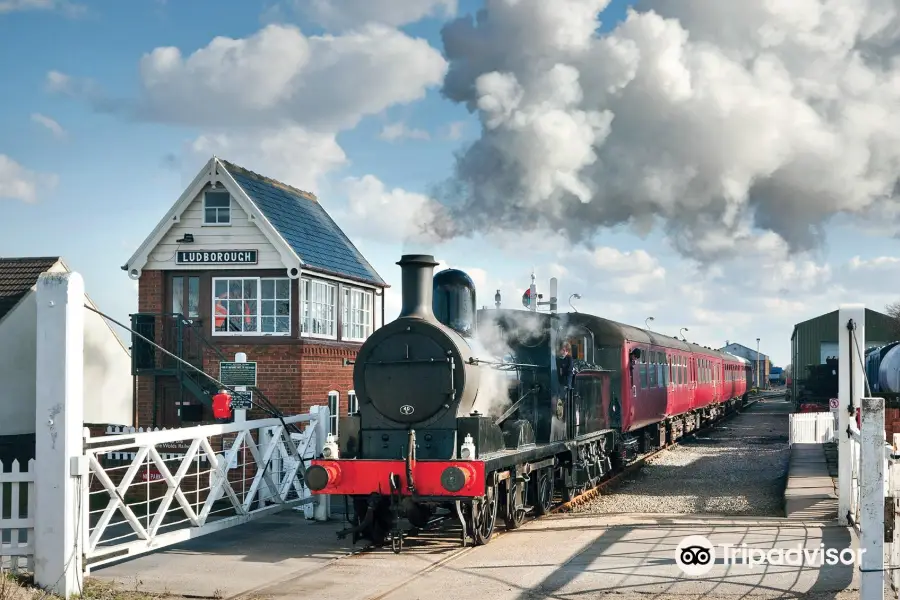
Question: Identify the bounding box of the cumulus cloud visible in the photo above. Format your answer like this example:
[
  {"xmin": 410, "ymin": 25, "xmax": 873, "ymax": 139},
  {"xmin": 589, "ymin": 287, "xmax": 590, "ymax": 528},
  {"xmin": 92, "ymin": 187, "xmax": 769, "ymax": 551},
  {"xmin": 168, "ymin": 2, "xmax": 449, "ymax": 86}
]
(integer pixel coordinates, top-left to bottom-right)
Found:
[
  {"xmin": 0, "ymin": 155, "xmax": 58, "ymax": 202},
  {"xmin": 178, "ymin": 126, "xmax": 347, "ymax": 194},
  {"xmin": 31, "ymin": 113, "xmax": 65, "ymax": 138},
  {"xmin": 49, "ymin": 22, "xmax": 448, "ymax": 192},
  {"xmin": 336, "ymin": 175, "xmax": 445, "ymax": 244},
  {"xmin": 424, "ymin": 0, "xmax": 900, "ymax": 263},
  {"xmin": 297, "ymin": 0, "xmax": 457, "ymax": 29},
  {"xmin": 132, "ymin": 23, "xmax": 447, "ymax": 131}
]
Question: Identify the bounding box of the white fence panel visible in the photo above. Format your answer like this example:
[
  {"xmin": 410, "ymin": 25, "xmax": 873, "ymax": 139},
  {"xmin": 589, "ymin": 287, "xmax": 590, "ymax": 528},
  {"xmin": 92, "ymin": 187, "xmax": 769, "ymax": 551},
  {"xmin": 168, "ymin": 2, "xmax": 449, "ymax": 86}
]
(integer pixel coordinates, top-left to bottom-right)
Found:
[
  {"xmin": 789, "ymin": 412, "xmax": 835, "ymax": 445},
  {"xmin": 0, "ymin": 459, "xmax": 35, "ymax": 572}
]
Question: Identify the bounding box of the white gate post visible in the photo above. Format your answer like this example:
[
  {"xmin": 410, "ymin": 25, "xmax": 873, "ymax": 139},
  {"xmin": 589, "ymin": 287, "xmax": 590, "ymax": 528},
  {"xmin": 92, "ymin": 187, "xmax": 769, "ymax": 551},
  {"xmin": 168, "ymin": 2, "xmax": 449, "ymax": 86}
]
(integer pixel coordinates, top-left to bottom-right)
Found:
[
  {"xmin": 838, "ymin": 304, "xmax": 864, "ymax": 525},
  {"xmin": 233, "ymin": 352, "xmax": 248, "ymax": 425},
  {"xmin": 314, "ymin": 404, "xmax": 331, "ymax": 521},
  {"xmin": 34, "ymin": 272, "xmax": 85, "ymax": 598},
  {"xmin": 860, "ymin": 396, "xmax": 885, "ymax": 600}
]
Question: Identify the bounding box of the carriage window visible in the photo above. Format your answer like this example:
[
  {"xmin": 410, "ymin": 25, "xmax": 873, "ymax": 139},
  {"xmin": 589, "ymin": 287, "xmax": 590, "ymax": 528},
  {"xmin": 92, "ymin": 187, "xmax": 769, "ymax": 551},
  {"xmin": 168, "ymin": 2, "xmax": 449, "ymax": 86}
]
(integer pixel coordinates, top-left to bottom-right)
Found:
[
  {"xmin": 640, "ymin": 350, "xmax": 648, "ymax": 389},
  {"xmin": 649, "ymin": 352, "xmax": 658, "ymax": 387}
]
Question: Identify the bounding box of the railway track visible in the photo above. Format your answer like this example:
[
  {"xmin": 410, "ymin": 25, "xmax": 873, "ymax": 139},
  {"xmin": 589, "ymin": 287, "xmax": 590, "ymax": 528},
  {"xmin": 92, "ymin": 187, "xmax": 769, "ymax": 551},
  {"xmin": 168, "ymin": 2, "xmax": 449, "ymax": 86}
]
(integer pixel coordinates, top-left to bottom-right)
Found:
[
  {"xmin": 230, "ymin": 394, "xmax": 774, "ymax": 600},
  {"xmin": 359, "ymin": 394, "xmax": 767, "ymax": 551}
]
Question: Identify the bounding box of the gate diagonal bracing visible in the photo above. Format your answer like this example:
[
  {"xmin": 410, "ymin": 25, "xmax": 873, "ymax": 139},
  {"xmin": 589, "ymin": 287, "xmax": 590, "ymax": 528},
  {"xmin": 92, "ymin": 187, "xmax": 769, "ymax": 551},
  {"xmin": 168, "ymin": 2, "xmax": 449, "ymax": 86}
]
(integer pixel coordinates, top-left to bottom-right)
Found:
[{"xmin": 82, "ymin": 409, "xmax": 328, "ymax": 572}]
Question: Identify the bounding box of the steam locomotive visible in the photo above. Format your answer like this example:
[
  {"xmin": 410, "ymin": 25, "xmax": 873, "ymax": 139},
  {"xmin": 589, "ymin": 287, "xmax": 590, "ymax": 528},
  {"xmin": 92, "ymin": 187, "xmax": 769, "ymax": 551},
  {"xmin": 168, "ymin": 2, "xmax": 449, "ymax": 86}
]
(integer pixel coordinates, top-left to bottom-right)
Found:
[{"xmin": 306, "ymin": 254, "xmax": 752, "ymax": 551}]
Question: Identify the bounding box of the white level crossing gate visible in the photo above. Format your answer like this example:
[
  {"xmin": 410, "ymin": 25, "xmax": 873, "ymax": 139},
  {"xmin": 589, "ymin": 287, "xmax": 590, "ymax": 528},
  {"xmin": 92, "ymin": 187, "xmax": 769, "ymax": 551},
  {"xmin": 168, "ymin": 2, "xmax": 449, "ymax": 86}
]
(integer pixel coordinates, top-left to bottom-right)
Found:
[{"xmin": 82, "ymin": 409, "xmax": 330, "ymax": 572}]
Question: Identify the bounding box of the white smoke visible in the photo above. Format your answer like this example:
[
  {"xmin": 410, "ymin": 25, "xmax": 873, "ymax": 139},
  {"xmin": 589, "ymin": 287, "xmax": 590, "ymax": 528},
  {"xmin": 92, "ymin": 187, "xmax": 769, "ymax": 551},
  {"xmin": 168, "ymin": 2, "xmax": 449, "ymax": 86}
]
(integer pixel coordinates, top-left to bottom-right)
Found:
[
  {"xmin": 468, "ymin": 309, "xmax": 548, "ymax": 418},
  {"xmin": 422, "ymin": 0, "xmax": 900, "ymax": 262}
]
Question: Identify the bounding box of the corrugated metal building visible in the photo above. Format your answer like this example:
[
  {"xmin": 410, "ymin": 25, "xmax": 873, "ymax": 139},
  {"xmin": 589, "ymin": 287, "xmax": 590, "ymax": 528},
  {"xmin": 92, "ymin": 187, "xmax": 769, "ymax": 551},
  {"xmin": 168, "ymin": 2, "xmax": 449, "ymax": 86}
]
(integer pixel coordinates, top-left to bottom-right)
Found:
[{"xmin": 790, "ymin": 308, "xmax": 898, "ymax": 398}]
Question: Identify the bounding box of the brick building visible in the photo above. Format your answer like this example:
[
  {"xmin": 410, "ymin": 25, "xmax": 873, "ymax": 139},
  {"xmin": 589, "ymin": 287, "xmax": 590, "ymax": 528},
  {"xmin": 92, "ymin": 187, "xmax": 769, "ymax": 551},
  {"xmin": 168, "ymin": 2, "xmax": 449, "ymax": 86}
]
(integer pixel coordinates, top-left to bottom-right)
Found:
[{"xmin": 123, "ymin": 156, "xmax": 387, "ymax": 428}]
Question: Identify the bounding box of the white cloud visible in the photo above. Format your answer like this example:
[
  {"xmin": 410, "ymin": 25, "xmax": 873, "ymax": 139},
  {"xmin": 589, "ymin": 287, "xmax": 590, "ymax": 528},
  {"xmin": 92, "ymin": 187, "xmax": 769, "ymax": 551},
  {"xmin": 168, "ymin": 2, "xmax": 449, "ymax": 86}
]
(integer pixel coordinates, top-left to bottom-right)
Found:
[
  {"xmin": 180, "ymin": 126, "xmax": 346, "ymax": 194},
  {"xmin": 379, "ymin": 122, "xmax": 430, "ymax": 142},
  {"xmin": 297, "ymin": 0, "xmax": 457, "ymax": 29},
  {"xmin": 134, "ymin": 23, "xmax": 447, "ymax": 132},
  {"xmin": 51, "ymin": 22, "xmax": 449, "ymax": 192},
  {"xmin": 335, "ymin": 175, "xmax": 444, "ymax": 244},
  {"xmin": 442, "ymin": 120, "xmax": 466, "ymax": 140},
  {"xmin": 428, "ymin": 0, "xmax": 900, "ymax": 262},
  {"xmin": 30, "ymin": 113, "xmax": 65, "ymax": 138},
  {"xmin": 0, "ymin": 155, "xmax": 57, "ymax": 203},
  {"xmin": 0, "ymin": 0, "xmax": 84, "ymax": 15}
]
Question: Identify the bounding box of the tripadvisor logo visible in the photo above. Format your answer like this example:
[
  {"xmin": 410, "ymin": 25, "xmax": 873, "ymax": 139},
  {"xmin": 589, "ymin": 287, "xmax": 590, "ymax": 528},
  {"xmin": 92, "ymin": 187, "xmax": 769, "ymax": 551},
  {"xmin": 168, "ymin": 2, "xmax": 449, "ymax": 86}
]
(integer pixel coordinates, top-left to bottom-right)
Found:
[
  {"xmin": 676, "ymin": 536, "xmax": 715, "ymax": 576},
  {"xmin": 675, "ymin": 535, "xmax": 865, "ymax": 575}
]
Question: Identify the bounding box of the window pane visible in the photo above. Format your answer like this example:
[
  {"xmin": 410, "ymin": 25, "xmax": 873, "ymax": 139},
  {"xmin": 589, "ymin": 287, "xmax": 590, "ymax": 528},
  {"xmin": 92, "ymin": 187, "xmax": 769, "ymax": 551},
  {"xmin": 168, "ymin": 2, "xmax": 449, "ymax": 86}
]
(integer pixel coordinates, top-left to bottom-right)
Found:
[
  {"xmin": 276, "ymin": 279, "xmax": 289, "ymax": 299},
  {"xmin": 261, "ymin": 279, "xmax": 274, "ymax": 299},
  {"xmin": 229, "ymin": 280, "xmax": 241, "ymax": 298},
  {"xmin": 262, "ymin": 300, "xmax": 274, "ymax": 316},
  {"xmin": 172, "ymin": 277, "xmax": 184, "ymax": 315},
  {"xmin": 275, "ymin": 299, "xmax": 289, "ymax": 316},
  {"xmin": 214, "ymin": 279, "xmax": 227, "ymax": 297},
  {"xmin": 204, "ymin": 207, "xmax": 217, "ymax": 223},
  {"xmin": 243, "ymin": 279, "xmax": 257, "ymax": 299},
  {"xmin": 206, "ymin": 192, "xmax": 230, "ymax": 207},
  {"xmin": 188, "ymin": 277, "xmax": 200, "ymax": 318},
  {"xmin": 275, "ymin": 316, "xmax": 289, "ymax": 332},
  {"xmin": 262, "ymin": 316, "xmax": 275, "ymax": 332}
]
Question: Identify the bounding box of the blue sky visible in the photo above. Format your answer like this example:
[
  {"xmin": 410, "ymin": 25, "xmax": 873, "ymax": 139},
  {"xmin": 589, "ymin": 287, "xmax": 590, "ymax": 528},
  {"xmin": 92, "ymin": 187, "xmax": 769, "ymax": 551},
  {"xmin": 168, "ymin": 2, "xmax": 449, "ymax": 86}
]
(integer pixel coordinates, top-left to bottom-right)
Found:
[{"xmin": 2, "ymin": 0, "xmax": 899, "ymax": 368}]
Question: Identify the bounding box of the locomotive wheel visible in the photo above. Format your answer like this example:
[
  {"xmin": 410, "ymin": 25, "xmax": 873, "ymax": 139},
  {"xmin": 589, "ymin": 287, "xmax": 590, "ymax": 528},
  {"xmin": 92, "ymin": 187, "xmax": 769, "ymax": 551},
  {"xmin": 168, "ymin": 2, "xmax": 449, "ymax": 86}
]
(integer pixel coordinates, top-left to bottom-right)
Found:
[
  {"xmin": 532, "ymin": 468, "xmax": 554, "ymax": 516},
  {"xmin": 504, "ymin": 478, "xmax": 527, "ymax": 530},
  {"xmin": 470, "ymin": 476, "xmax": 499, "ymax": 545}
]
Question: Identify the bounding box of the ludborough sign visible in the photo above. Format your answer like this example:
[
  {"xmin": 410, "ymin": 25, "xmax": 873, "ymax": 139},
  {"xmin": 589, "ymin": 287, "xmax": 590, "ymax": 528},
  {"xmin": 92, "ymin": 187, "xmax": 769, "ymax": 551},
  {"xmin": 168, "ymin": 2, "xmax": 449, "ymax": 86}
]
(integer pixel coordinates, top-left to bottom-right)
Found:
[{"xmin": 176, "ymin": 250, "xmax": 258, "ymax": 265}]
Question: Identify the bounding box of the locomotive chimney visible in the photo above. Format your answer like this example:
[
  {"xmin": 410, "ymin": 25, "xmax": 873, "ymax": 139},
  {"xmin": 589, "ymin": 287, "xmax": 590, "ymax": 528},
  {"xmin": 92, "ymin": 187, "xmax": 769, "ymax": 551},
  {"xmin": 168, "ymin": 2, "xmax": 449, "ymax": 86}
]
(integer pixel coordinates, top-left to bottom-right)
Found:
[{"xmin": 396, "ymin": 254, "xmax": 439, "ymax": 321}]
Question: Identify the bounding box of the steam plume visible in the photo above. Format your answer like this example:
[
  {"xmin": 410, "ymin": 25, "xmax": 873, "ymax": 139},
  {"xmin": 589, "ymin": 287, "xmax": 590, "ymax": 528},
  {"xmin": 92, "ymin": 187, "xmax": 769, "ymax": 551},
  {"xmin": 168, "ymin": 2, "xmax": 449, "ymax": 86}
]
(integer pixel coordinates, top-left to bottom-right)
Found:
[
  {"xmin": 421, "ymin": 0, "xmax": 900, "ymax": 261},
  {"xmin": 469, "ymin": 309, "xmax": 548, "ymax": 417}
]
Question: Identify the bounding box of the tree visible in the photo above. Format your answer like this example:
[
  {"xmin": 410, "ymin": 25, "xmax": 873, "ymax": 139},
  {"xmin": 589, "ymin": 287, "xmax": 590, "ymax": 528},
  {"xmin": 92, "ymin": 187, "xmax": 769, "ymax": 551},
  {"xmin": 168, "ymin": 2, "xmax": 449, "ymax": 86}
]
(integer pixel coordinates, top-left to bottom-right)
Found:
[{"xmin": 886, "ymin": 301, "xmax": 900, "ymax": 337}]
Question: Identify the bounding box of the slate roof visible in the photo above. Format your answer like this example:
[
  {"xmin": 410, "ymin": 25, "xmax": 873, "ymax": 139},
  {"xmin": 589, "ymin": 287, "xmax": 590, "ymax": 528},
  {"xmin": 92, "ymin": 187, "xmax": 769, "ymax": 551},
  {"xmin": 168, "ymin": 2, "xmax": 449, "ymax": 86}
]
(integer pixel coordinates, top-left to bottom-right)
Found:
[
  {"xmin": 220, "ymin": 160, "xmax": 386, "ymax": 287},
  {"xmin": 0, "ymin": 257, "xmax": 60, "ymax": 321}
]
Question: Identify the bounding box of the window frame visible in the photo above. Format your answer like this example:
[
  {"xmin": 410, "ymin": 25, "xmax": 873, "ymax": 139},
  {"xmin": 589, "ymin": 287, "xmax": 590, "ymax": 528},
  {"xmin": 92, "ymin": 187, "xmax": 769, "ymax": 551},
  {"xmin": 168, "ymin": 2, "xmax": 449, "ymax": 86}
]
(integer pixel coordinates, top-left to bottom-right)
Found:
[
  {"xmin": 301, "ymin": 277, "xmax": 338, "ymax": 340},
  {"xmin": 210, "ymin": 276, "xmax": 292, "ymax": 337},
  {"xmin": 202, "ymin": 190, "xmax": 232, "ymax": 226},
  {"xmin": 341, "ymin": 286, "xmax": 374, "ymax": 343}
]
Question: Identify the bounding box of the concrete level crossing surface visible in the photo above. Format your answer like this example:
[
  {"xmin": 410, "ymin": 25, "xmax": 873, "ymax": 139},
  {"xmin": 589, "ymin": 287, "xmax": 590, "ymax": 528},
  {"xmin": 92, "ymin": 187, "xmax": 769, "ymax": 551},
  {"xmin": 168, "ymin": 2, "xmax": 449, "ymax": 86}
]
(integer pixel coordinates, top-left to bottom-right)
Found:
[
  {"xmin": 91, "ymin": 395, "xmax": 867, "ymax": 599},
  {"xmin": 92, "ymin": 512, "xmax": 862, "ymax": 600}
]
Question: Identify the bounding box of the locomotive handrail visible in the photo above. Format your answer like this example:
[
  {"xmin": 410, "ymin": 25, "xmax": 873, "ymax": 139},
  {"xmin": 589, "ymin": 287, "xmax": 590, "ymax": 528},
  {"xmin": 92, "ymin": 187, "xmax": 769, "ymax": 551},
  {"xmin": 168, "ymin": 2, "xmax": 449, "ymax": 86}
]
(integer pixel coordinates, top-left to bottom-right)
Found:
[
  {"xmin": 467, "ymin": 357, "xmax": 541, "ymax": 369},
  {"xmin": 368, "ymin": 358, "xmax": 452, "ymax": 365},
  {"xmin": 493, "ymin": 387, "xmax": 538, "ymax": 426}
]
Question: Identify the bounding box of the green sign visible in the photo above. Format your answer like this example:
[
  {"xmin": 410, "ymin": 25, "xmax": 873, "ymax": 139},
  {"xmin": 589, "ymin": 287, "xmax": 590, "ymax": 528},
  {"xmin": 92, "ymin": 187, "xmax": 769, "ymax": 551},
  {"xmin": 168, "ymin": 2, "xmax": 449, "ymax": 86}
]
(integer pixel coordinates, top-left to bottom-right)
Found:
[
  {"xmin": 231, "ymin": 391, "xmax": 253, "ymax": 410},
  {"xmin": 220, "ymin": 361, "xmax": 257, "ymax": 387}
]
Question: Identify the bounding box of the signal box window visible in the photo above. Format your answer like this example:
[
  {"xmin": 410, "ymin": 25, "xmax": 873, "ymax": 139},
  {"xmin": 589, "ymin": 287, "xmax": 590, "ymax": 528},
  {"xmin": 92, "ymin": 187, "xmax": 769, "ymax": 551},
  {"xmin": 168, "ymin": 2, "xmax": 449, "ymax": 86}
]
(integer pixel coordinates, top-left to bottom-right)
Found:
[
  {"xmin": 203, "ymin": 190, "xmax": 231, "ymax": 225},
  {"xmin": 212, "ymin": 277, "xmax": 291, "ymax": 335}
]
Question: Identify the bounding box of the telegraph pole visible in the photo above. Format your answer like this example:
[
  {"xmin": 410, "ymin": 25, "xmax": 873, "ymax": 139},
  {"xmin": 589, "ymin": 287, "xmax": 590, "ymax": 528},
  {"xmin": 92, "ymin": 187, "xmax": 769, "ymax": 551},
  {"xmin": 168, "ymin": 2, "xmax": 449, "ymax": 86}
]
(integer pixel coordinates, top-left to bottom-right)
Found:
[{"xmin": 756, "ymin": 337, "xmax": 760, "ymax": 389}]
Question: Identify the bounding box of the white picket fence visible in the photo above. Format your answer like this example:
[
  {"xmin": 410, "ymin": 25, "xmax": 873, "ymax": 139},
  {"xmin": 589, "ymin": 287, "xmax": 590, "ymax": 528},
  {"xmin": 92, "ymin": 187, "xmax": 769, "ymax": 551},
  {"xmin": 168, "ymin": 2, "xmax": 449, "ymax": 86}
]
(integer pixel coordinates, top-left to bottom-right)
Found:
[
  {"xmin": 788, "ymin": 411, "xmax": 835, "ymax": 445},
  {"xmin": 0, "ymin": 459, "xmax": 36, "ymax": 572}
]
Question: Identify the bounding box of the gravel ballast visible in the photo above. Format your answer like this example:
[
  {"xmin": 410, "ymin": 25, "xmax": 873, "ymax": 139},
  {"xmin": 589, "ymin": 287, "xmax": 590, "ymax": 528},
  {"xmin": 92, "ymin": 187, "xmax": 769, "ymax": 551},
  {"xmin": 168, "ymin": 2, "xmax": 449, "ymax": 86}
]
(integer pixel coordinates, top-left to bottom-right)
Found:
[{"xmin": 573, "ymin": 397, "xmax": 792, "ymax": 516}]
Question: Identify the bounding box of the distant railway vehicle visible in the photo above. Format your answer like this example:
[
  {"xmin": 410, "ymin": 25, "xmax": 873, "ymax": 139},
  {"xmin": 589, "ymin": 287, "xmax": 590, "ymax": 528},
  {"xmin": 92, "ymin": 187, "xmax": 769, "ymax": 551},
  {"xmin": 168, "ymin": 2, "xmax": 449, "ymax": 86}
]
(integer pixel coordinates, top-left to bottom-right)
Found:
[{"xmin": 304, "ymin": 254, "xmax": 752, "ymax": 551}]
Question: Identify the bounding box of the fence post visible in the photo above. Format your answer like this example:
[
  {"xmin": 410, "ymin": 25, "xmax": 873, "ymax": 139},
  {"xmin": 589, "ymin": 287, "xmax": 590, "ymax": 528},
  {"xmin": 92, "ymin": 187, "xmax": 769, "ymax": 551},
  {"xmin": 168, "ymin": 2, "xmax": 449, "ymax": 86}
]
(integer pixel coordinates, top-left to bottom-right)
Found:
[
  {"xmin": 34, "ymin": 272, "xmax": 85, "ymax": 598},
  {"xmin": 860, "ymin": 396, "xmax": 885, "ymax": 600},
  {"xmin": 838, "ymin": 303, "xmax": 864, "ymax": 526},
  {"xmin": 314, "ymin": 403, "xmax": 330, "ymax": 521}
]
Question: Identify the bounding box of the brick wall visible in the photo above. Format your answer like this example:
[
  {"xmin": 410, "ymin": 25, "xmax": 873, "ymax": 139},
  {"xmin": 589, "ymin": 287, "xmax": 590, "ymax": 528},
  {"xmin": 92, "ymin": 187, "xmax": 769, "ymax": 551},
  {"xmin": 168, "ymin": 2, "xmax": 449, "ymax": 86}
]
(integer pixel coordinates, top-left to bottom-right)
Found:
[
  {"xmin": 136, "ymin": 270, "xmax": 164, "ymax": 427},
  {"xmin": 135, "ymin": 268, "xmax": 362, "ymax": 428}
]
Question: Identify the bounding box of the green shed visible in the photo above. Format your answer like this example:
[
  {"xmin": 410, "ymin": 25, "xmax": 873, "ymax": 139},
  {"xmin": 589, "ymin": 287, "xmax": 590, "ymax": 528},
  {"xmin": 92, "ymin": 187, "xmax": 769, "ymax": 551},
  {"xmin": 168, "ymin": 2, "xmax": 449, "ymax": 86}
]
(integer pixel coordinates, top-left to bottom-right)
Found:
[{"xmin": 790, "ymin": 308, "xmax": 899, "ymax": 398}]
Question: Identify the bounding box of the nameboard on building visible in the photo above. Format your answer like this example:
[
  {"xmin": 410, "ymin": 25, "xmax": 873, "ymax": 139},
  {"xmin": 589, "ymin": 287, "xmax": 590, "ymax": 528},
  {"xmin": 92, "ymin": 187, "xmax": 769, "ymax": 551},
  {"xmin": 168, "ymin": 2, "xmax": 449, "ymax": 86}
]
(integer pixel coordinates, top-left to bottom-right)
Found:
[
  {"xmin": 220, "ymin": 361, "xmax": 257, "ymax": 387},
  {"xmin": 176, "ymin": 250, "xmax": 258, "ymax": 265},
  {"xmin": 231, "ymin": 391, "xmax": 253, "ymax": 410}
]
